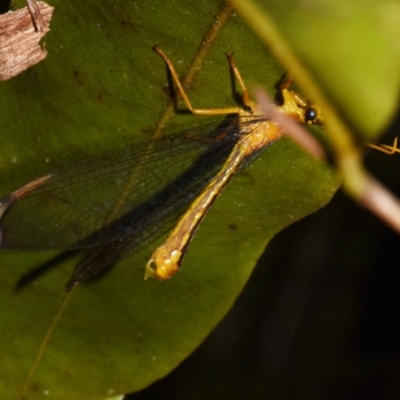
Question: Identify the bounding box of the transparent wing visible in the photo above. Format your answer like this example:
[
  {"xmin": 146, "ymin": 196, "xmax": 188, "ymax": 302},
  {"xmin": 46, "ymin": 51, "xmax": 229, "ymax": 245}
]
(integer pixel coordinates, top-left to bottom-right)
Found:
[{"xmin": 0, "ymin": 119, "xmax": 246, "ymax": 251}]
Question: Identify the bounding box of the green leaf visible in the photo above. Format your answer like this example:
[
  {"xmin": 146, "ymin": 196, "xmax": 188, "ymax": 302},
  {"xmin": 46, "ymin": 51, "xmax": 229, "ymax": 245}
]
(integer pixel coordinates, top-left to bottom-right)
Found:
[
  {"xmin": 0, "ymin": 1, "xmax": 338, "ymax": 399},
  {"xmin": 234, "ymin": 0, "xmax": 400, "ymax": 137}
]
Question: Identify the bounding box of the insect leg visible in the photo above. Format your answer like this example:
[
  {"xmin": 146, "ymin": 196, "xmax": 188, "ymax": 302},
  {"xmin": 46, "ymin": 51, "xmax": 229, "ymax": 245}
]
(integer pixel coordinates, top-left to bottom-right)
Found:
[
  {"xmin": 154, "ymin": 46, "xmax": 247, "ymax": 116},
  {"xmin": 367, "ymin": 137, "xmax": 400, "ymax": 155},
  {"xmin": 225, "ymin": 53, "xmax": 255, "ymax": 110}
]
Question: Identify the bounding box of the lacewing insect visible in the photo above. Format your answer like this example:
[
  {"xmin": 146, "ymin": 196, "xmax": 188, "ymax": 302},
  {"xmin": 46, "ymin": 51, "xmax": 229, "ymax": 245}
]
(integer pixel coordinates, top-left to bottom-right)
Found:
[{"xmin": 0, "ymin": 47, "xmax": 321, "ymax": 290}]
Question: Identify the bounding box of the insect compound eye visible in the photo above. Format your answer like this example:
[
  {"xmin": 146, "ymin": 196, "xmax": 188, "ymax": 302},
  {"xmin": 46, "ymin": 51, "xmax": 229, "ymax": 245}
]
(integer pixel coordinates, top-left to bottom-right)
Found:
[{"xmin": 304, "ymin": 107, "xmax": 318, "ymax": 124}]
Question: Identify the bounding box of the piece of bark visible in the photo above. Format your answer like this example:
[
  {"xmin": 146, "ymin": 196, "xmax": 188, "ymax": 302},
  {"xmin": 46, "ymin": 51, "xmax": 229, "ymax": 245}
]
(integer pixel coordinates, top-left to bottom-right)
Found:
[
  {"xmin": 26, "ymin": 0, "xmax": 46, "ymax": 32},
  {"xmin": 0, "ymin": 1, "xmax": 54, "ymax": 80}
]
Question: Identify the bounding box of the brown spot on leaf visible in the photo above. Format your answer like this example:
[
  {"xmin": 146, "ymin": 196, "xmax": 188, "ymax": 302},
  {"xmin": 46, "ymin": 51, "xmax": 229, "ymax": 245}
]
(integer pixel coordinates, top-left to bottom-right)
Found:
[{"xmin": 73, "ymin": 70, "xmax": 83, "ymax": 85}]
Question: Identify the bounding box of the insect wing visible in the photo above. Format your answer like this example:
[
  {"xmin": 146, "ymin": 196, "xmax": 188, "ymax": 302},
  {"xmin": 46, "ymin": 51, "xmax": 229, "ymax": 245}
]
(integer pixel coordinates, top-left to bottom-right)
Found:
[{"xmin": 0, "ymin": 121, "xmax": 241, "ymax": 251}]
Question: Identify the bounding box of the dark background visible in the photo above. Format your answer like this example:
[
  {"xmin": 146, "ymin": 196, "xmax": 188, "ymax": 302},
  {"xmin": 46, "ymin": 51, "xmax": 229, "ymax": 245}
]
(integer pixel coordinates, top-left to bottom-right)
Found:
[{"xmin": 128, "ymin": 110, "xmax": 400, "ymax": 400}]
